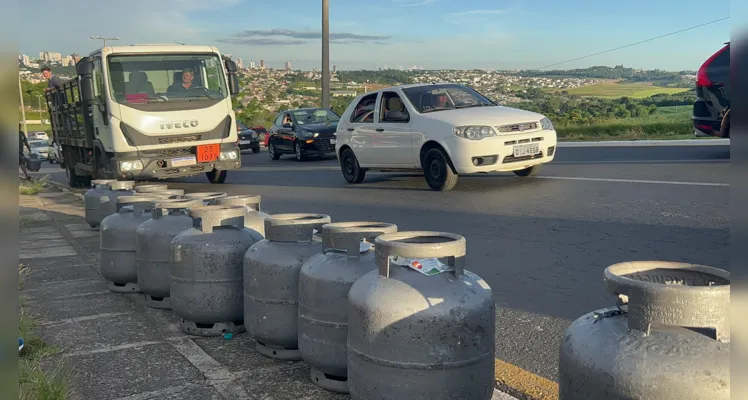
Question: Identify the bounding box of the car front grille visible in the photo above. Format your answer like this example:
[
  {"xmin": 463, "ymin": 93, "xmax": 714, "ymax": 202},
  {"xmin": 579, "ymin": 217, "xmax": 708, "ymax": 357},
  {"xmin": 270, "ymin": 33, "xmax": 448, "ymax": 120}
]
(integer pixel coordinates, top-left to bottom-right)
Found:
[
  {"xmin": 502, "ymin": 151, "xmax": 544, "ymax": 164},
  {"xmin": 313, "ymin": 138, "xmax": 335, "ymax": 152},
  {"xmin": 504, "ymin": 137, "xmax": 544, "ymax": 146},
  {"xmin": 497, "ymin": 122, "xmax": 539, "ymax": 133}
]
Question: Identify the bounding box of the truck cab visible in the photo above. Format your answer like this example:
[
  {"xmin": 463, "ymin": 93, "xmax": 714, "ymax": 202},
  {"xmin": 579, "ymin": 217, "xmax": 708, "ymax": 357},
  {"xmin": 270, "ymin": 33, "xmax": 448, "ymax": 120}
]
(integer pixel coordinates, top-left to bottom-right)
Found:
[{"xmin": 47, "ymin": 44, "xmax": 243, "ymax": 187}]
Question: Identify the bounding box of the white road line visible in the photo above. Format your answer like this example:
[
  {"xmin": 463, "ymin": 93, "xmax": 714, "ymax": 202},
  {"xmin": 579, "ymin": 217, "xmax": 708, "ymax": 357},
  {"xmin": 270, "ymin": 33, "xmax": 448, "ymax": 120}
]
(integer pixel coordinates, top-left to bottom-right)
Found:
[
  {"xmin": 558, "ymin": 139, "xmax": 729, "ymax": 147},
  {"xmin": 535, "ymin": 175, "xmax": 729, "ymax": 187},
  {"xmin": 551, "ymin": 159, "xmax": 728, "ymax": 164}
]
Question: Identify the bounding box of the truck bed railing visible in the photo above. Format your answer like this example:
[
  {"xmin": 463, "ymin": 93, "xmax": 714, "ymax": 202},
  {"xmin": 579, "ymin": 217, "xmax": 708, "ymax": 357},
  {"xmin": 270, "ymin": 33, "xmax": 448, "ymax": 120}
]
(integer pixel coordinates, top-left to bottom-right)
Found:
[{"xmin": 45, "ymin": 78, "xmax": 93, "ymax": 148}]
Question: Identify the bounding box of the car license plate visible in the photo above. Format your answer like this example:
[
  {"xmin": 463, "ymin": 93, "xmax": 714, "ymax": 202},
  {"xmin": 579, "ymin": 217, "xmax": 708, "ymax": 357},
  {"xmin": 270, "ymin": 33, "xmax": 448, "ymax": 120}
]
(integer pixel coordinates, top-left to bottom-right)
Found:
[
  {"xmin": 197, "ymin": 144, "xmax": 220, "ymax": 162},
  {"xmin": 513, "ymin": 143, "xmax": 540, "ymax": 157},
  {"xmin": 330, "ymin": 139, "xmax": 336, "ymax": 144},
  {"xmin": 171, "ymin": 156, "xmax": 196, "ymax": 167},
  {"xmin": 239, "ymin": 140, "xmax": 251, "ymax": 144}
]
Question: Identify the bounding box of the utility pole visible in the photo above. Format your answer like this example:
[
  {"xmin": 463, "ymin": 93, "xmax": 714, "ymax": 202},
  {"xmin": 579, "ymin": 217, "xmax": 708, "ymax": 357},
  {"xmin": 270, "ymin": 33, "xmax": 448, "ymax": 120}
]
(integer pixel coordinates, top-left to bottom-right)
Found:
[
  {"xmin": 36, "ymin": 95, "xmax": 44, "ymax": 126},
  {"xmin": 90, "ymin": 36, "xmax": 120, "ymax": 47},
  {"xmin": 321, "ymin": 0, "xmax": 330, "ymax": 109},
  {"xmin": 18, "ymin": 76, "xmax": 27, "ymax": 135}
]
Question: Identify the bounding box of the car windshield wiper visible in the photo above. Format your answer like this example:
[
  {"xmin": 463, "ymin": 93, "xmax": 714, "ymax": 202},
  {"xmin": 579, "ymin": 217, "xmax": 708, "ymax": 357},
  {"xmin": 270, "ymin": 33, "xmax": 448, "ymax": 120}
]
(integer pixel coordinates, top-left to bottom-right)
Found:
[{"xmin": 454, "ymin": 103, "xmax": 493, "ymax": 109}]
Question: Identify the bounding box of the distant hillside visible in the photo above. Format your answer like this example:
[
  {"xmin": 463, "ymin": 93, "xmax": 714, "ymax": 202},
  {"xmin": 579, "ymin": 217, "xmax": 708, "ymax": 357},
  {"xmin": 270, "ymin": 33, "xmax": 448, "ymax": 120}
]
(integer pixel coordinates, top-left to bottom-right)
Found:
[{"xmin": 511, "ymin": 65, "xmax": 696, "ymax": 88}]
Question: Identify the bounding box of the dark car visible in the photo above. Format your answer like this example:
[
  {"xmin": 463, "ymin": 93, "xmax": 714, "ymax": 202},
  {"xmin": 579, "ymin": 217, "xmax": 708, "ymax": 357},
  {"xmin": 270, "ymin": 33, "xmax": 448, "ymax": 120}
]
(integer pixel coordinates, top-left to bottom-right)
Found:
[
  {"xmin": 250, "ymin": 126, "xmax": 269, "ymax": 146},
  {"xmin": 237, "ymin": 121, "xmax": 261, "ymax": 153},
  {"xmin": 267, "ymin": 108, "xmax": 340, "ymax": 161},
  {"xmin": 693, "ymin": 42, "xmax": 730, "ymax": 138}
]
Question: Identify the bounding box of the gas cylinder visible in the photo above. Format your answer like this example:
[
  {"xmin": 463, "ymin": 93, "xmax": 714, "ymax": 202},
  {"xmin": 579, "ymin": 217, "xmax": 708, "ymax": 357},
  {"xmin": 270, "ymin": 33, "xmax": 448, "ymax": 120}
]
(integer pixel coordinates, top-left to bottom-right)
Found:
[
  {"xmin": 84, "ymin": 179, "xmax": 116, "ymax": 229},
  {"xmin": 99, "ymin": 181, "xmax": 135, "ymax": 223},
  {"xmin": 134, "ymin": 184, "xmax": 169, "ymax": 193},
  {"xmin": 184, "ymin": 192, "xmax": 227, "ymax": 204},
  {"xmin": 244, "ymin": 213, "xmax": 332, "ymax": 360},
  {"xmin": 559, "ymin": 261, "xmax": 730, "ymax": 400},
  {"xmin": 216, "ymin": 195, "xmax": 269, "ymax": 239},
  {"xmin": 298, "ymin": 221, "xmax": 397, "ymax": 393}
]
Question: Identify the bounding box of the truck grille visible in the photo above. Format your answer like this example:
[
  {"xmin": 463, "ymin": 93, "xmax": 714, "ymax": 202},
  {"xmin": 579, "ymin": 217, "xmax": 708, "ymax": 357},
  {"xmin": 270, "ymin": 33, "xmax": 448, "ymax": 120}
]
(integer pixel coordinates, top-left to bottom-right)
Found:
[
  {"xmin": 141, "ymin": 148, "xmax": 195, "ymax": 158},
  {"xmin": 157, "ymin": 134, "xmax": 203, "ymax": 144},
  {"xmin": 497, "ymin": 122, "xmax": 539, "ymax": 133}
]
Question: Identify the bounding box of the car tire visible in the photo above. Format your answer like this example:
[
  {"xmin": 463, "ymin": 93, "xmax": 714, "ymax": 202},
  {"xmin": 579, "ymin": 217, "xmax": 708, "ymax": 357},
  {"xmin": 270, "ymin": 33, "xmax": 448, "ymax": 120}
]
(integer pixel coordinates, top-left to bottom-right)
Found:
[
  {"xmin": 340, "ymin": 148, "xmax": 366, "ymax": 184},
  {"xmin": 268, "ymin": 143, "xmax": 281, "ymax": 160},
  {"xmin": 513, "ymin": 165, "xmax": 542, "ymax": 177},
  {"xmin": 206, "ymin": 169, "xmax": 227, "ymax": 184},
  {"xmin": 252, "ymin": 147, "xmax": 260, "ymax": 154},
  {"xmin": 422, "ymin": 148, "xmax": 458, "ymax": 191},
  {"xmin": 294, "ymin": 141, "xmax": 307, "ymax": 162}
]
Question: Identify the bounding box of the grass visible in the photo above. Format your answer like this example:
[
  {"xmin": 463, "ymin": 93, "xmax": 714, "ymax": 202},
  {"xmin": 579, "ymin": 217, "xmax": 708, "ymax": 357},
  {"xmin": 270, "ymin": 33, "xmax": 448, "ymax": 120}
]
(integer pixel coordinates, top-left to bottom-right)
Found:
[
  {"xmin": 18, "ymin": 264, "xmax": 70, "ymax": 400},
  {"xmin": 556, "ymin": 117, "xmax": 698, "ymax": 141},
  {"xmin": 19, "ymin": 175, "xmax": 50, "ymax": 195},
  {"xmin": 548, "ymin": 82, "xmax": 690, "ymax": 99},
  {"xmin": 22, "ymin": 124, "xmax": 52, "ymax": 134}
]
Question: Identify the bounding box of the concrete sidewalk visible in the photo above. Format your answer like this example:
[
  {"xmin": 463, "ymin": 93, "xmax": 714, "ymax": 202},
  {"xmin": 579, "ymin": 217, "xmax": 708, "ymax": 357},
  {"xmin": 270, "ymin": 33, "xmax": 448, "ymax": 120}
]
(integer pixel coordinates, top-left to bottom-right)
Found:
[{"xmin": 19, "ymin": 189, "xmax": 516, "ymax": 400}]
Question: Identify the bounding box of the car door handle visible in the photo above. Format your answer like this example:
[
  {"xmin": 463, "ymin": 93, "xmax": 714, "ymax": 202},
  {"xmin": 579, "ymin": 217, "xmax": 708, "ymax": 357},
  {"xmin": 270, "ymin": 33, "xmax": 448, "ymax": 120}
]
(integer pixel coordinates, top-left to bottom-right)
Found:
[
  {"xmin": 347, "ymin": 128, "xmax": 354, "ymax": 131},
  {"xmin": 375, "ymin": 128, "xmax": 384, "ymax": 132}
]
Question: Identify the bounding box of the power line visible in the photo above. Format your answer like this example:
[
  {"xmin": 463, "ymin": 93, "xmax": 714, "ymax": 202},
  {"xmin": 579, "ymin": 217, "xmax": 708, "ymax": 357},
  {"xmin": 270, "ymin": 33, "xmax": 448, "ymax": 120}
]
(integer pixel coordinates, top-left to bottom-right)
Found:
[{"xmin": 534, "ymin": 17, "xmax": 730, "ymax": 70}]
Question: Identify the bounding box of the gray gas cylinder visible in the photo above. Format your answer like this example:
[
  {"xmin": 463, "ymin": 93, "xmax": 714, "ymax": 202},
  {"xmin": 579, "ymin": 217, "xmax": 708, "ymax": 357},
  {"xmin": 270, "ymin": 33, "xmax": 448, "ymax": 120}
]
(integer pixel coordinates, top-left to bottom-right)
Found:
[
  {"xmin": 559, "ymin": 261, "xmax": 730, "ymax": 400},
  {"xmin": 135, "ymin": 198, "xmax": 204, "ymax": 310},
  {"xmin": 142, "ymin": 188, "xmax": 185, "ymax": 198},
  {"xmin": 298, "ymin": 221, "xmax": 398, "ymax": 393},
  {"xmin": 347, "ymin": 231, "xmax": 496, "ymax": 400},
  {"xmin": 170, "ymin": 205, "xmax": 259, "ymax": 336},
  {"xmin": 100, "ymin": 196, "xmax": 158, "ymax": 293},
  {"xmin": 244, "ymin": 213, "xmax": 332, "ymax": 360},
  {"xmin": 99, "ymin": 181, "xmax": 136, "ymax": 224},
  {"xmin": 184, "ymin": 192, "xmax": 227, "ymax": 204},
  {"xmin": 84, "ymin": 179, "xmax": 117, "ymax": 229},
  {"xmin": 216, "ymin": 195, "xmax": 269, "ymax": 239},
  {"xmin": 133, "ymin": 184, "xmax": 169, "ymax": 193}
]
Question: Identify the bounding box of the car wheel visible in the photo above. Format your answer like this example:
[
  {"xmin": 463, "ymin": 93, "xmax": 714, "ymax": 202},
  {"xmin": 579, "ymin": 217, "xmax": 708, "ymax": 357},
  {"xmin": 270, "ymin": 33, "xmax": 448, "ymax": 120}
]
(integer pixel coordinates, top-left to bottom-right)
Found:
[
  {"xmin": 513, "ymin": 165, "xmax": 542, "ymax": 177},
  {"xmin": 422, "ymin": 148, "xmax": 458, "ymax": 191},
  {"xmin": 268, "ymin": 143, "xmax": 280, "ymax": 160},
  {"xmin": 252, "ymin": 147, "xmax": 260, "ymax": 154},
  {"xmin": 206, "ymin": 169, "xmax": 227, "ymax": 183},
  {"xmin": 294, "ymin": 141, "xmax": 306, "ymax": 162},
  {"xmin": 340, "ymin": 148, "xmax": 366, "ymax": 184}
]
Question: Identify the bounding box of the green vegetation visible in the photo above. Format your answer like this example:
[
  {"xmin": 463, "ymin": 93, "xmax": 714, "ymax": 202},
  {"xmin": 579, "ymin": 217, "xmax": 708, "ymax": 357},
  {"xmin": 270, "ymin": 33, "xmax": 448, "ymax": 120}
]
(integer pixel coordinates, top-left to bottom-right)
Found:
[
  {"xmin": 336, "ymin": 70, "xmax": 413, "ymax": 85},
  {"xmin": 547, "ymin": 82, "xmax": 689, "ymax": 99},
  {"xmin": 18, "ymin": 264, "xmax": 69, "ymax": 400},
  {"xmin": 19, "ymin": 176, "xmax": 50, "ymax": 195},
  {"xmin": 515, "ymin": 65, "xmax": 695, "ymax": 88}
]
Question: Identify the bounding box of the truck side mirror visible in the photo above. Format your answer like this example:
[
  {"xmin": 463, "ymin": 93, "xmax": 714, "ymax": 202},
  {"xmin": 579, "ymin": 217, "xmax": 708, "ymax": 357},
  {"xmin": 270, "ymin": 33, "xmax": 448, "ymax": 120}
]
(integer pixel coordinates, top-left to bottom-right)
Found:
[
  {"xmin": 76, "ymin": 57, "xmax": 95, "ymax": 103},
  {"xmin": 224, "ymin": 60, "xmax": 240, "ymax": 95}
]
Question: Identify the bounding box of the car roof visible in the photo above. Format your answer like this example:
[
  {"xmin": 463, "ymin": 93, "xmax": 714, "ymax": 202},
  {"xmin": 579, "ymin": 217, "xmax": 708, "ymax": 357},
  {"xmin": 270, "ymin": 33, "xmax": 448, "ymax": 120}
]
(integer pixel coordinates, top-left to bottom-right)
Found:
[{"xmin": 357, "ymin": 82, "xmax": 464, "ymax": 97}]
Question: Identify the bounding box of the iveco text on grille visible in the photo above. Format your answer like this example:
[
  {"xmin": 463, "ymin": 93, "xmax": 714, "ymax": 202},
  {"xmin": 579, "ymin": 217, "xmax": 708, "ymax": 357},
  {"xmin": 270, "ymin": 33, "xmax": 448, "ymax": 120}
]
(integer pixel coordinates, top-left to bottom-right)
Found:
[{"xmin": 160, "ymin": 120, "xmax": 199, "ymax": 129}]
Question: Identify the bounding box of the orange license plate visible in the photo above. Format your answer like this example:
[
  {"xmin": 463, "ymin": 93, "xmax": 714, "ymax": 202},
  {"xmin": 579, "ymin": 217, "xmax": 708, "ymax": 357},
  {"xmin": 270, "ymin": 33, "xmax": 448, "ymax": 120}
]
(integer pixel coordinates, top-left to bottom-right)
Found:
[{"xmin": 197, "ymin": 144, "xmax": 220, "ymax": 163}]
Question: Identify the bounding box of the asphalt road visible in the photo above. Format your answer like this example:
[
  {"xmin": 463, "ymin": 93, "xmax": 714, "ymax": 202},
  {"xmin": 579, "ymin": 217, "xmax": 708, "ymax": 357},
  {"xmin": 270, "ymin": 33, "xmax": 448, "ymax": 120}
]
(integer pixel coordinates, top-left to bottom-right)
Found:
[{"xmin": 31, "ymin": 144, "xmax": 730, "ymax": 382}]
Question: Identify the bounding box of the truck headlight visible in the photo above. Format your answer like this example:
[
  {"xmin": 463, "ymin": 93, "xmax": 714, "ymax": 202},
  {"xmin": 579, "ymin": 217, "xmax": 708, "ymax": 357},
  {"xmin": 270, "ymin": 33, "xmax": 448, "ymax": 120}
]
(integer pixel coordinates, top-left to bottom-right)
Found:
[
  {"xmin": 540, "ymin": 117, "xmax": 554, "ymax": 131},
  {"xmin": 453, "ymin": 125, "xmax": 497, "ymax": 140},
  {"xmin": 219, "ymin": 150, "xmax": 238, "ymax": 161},
  {"xmin": 119, "ymin": 160, "xmax": 144, "ymax": 171}
]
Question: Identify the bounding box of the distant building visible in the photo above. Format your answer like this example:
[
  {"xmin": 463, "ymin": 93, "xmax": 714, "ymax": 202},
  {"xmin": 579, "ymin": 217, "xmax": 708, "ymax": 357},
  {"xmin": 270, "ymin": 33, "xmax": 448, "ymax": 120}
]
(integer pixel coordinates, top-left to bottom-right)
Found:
[
  {"xmin": 237, "ymin": 58, "xmax": 244, "ymax": 69},
  {"xmin": 260, "ymin": 60, "xmax": 265, "ymax": 69},
  {"xmin": 249, "ymin": 60, "xmax": 256, "ymax": 68},
  {"xmin": 333, "ymin": 65, "xmax": 337, "ymax": 73},
  {"xmin": 285, "ymin": 61, "xmax": 292, "ymax": 71}
]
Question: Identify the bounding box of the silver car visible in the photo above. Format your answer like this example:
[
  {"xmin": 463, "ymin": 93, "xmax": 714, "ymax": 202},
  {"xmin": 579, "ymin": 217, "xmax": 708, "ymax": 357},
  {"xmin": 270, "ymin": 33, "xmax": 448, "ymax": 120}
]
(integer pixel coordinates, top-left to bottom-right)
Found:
[{"xmin": 27, "ymin": 140, "xmax": 49, "ymax": 160}]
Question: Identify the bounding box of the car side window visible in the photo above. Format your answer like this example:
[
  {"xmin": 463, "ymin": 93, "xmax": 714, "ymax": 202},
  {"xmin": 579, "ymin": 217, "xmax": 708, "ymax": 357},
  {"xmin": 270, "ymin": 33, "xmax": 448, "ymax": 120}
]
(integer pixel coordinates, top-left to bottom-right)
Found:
[
  {"xmin": 274, "ymin": 114, "xmax": 285, "ymax": 127},
  {"xmin": 350, "ymin": 93, "xmax": 378, "ymax": 123},
  {"xmin": 380, "ymin": 91, "xmax": 410, "ymax": 123}
]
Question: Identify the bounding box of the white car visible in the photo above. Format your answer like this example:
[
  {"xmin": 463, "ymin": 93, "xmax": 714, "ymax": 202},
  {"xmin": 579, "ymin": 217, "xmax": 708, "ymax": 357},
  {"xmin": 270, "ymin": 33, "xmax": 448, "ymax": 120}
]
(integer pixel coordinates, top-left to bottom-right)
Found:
[
  {"xmin": 27, "ymin": 140, "xmax": 50, "ymax": 160},
  {"xmin": 334, "ymin": 83, "xmax": 558, "ymax": 191}
]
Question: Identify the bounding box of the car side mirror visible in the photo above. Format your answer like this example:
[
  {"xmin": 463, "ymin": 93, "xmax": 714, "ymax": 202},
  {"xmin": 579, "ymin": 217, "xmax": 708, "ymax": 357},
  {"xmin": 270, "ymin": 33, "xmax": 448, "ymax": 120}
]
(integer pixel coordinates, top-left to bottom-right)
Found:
[
  {"xmin": 282, "ymin": 123, "xmax": 293, "ymax": 129},
  {"xmin": 385, "ymin": 110, "xmax": 409, "ymax": 122}
]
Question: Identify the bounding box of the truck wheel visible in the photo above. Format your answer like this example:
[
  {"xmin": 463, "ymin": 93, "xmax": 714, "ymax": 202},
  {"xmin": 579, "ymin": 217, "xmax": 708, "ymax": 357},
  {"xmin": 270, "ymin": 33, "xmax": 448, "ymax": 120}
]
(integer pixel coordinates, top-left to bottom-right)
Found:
[
  {"xmin": 206, "ymin": 169, "xmax": 227, "ymax": 184},
  {"xmin": 65, "ymin": 161, "xmax": 91, "ymax": 188},
  {"xmin": 422, "ymin": 148, "xmax": 458, "ymax": 191},
  {"xmin": 513, "ymin": 165, "xmax": 542, "ymax": 177}
]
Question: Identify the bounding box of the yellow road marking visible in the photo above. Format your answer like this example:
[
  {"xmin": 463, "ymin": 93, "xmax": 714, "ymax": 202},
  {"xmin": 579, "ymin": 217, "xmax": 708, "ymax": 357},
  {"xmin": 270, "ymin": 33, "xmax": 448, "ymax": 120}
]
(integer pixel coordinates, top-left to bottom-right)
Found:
[{"xmin": 495, "ymin": 358, "xmax": 559, "ymax": 400}]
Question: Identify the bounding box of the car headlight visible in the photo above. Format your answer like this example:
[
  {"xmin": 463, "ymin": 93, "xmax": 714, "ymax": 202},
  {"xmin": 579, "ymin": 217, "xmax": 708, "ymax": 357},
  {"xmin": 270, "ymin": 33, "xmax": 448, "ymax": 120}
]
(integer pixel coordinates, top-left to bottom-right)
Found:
[
  {"xmin": 119, "ymin": 160, "xmax": 144, "ymax": 171},
  {"xmin": 453, "ymin": 125, "xmax": 497, "ymax": 140},
  {"xmin": 219, "ymin": 150, "xmax": 238, "ymax": 161},
  {"xmin": 540, "ymin": 117, "xmax": 554, "ymax": 131}
]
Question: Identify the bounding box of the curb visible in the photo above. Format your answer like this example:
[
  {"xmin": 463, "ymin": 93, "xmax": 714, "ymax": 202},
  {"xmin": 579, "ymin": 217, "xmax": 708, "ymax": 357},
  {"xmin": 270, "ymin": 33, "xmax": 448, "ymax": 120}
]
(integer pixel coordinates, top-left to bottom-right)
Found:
[
  {"xmin": 44, "ymin": 179, "xmax": 84, "ymax": 200},
  {"xmin": 558, "ymin": 139, "xmax": 729, "ymax": 147}
]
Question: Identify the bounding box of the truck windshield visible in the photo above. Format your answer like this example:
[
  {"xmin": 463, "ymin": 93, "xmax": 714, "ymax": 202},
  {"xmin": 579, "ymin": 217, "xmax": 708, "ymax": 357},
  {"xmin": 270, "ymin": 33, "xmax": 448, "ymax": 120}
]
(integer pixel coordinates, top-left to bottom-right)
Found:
[{"xmin": 106, "ymin": 53, "xmax": 228, "ymax": 104}]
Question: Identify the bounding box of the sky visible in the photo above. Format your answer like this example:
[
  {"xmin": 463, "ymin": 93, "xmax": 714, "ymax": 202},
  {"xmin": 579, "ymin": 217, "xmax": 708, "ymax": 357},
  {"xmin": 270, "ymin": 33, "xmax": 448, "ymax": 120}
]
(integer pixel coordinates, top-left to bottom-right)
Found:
[{"xmin": 20, "ymin": 0, "xmax": 735, "ymax": 71}]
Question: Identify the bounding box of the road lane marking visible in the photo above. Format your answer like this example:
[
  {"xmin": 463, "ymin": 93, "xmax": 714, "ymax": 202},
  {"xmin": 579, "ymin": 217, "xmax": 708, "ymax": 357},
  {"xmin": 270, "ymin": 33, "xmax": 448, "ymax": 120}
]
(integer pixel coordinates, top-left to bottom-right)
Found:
[
  {"xmin": 535, "ymin": 175, "xmax": 729, "ymax": 187},
  {"xmin": 558, "ymin": 139, "xmax": 729, "ymax": 147},
  {"xmin": 551, "ymin": 159, "xmax": 728, "ymax": 164},
  {"xmin": 495, "ymin": 358, "xmax": 558, "ymax": 400}
]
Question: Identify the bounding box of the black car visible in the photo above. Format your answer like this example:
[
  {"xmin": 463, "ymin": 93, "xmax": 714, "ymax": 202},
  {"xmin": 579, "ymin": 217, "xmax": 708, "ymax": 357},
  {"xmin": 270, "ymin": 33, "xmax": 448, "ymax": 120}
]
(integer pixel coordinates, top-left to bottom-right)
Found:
[
  {"xmin": 693, "ymin": 42, "xmax": 730, "ymax": 138},
  {"xmin": 237, "ymin": 121, "xmax": 261, "ymax": 153},
  {"xmin": 267, "ymin": 108, "xmax": 339, "ymax": 161}
]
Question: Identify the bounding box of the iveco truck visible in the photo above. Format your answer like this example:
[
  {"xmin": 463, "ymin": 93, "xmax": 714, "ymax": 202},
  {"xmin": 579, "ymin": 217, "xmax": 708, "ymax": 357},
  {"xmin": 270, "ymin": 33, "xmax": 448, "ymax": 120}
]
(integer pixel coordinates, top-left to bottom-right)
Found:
[{"xmin": 46, "ymin": 44, "xmax": 243, "ymax": 187}]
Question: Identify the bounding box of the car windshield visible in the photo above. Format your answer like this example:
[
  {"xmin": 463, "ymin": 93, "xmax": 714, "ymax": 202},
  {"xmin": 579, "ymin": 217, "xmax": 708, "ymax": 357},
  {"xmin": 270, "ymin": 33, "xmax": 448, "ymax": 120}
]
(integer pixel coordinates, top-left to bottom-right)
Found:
[
  {"xmin": 401, "ymin": 84, "xmax": 497, "ymax": 113},
  {"xmin": 29, "ymin": 141, "xmax": 47, "ymax": 148},
  {"xmin": 291, "ymin": 109, "xmax": 340, "ymax": 125},
  {"xmin": 237, "ymin": 121, "xmax": 248, "ymax": 130},
  {"xmin": 107, "ymin": 53, "xmax": 228, "ymax": 105}
]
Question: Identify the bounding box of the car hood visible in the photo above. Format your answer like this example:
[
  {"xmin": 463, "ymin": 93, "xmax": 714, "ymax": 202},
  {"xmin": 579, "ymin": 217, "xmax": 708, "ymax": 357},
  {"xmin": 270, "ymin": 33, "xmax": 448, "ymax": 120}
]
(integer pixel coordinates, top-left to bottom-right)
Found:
[
  {"xmin": 296, "ymin": 122, "xmax": 338, "ymax": 135},
  {"xmin": 419, "ymin": 106, "xmax": 546, "ymax": 126}
]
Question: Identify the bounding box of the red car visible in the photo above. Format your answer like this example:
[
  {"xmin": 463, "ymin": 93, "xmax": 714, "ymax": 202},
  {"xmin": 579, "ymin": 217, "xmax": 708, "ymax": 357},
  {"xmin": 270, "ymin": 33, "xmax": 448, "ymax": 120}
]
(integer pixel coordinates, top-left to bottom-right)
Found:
[{"xmin": 251, "ymin": 126, "xmax": 269, "ymax": 146}]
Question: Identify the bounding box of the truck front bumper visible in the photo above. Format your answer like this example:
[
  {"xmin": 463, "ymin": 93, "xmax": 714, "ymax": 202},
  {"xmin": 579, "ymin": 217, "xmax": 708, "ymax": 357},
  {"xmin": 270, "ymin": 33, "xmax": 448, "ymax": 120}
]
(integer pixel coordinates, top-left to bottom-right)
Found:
[{"xmin": 112, "ymin": 143, "xmax": 241, "ymax": 180}]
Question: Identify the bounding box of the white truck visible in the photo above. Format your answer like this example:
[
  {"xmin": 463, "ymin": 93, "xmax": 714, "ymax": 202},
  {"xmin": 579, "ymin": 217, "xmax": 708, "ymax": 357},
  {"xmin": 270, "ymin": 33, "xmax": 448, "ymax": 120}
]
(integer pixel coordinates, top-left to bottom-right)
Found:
[{"xmin": 46, "ymin": 44, "xmax": 243, "ymax": 187}]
